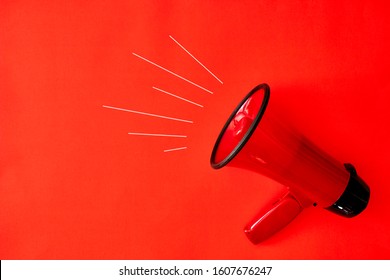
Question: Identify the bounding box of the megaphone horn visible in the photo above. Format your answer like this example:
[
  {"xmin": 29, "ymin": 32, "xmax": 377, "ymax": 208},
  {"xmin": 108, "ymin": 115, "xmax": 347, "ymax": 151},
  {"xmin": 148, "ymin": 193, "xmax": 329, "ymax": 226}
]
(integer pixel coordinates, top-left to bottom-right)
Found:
[{"xmin": 210, "ymin": 83, "xmax": 370, "ymax": 244}]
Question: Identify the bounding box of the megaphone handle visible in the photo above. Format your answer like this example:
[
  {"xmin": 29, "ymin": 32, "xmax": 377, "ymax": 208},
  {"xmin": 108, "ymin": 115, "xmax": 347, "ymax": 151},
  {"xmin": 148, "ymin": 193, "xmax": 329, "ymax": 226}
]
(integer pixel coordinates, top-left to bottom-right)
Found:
[{"xmin": 244, "ymin": 191, "xmax": 303, "ymax": 244}]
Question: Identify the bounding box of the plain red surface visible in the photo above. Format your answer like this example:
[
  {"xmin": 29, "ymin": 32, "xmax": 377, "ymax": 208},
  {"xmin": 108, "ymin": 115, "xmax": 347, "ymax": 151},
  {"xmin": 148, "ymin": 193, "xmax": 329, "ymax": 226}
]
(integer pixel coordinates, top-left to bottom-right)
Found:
[{"xmin": 1, "ymin": 0, "xmax": 390, "ymax": 259}]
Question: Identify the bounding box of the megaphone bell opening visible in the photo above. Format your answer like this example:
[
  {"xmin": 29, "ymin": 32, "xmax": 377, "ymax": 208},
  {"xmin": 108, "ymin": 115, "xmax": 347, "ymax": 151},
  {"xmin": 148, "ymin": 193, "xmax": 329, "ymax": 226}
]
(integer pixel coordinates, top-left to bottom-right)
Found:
[{"xmin": 210, "ymin": 83, "xmax": 270, "ymax": 169}]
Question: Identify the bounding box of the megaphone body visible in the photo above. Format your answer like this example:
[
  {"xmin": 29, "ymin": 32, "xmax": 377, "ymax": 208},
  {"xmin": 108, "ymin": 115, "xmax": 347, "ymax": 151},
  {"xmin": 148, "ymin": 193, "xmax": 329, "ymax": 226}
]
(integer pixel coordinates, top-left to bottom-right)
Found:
[{"xmin": 210, "ymin": 84, "xmax": 370, "ymax": 244}]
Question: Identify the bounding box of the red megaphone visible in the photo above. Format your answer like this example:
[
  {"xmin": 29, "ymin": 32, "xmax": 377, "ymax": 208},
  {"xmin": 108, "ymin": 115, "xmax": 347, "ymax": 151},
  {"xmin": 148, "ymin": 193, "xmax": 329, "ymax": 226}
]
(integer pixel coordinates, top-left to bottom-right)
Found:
[{"xmin": 210, "ymin": 84, "xmax": 370, "ymax": 244}]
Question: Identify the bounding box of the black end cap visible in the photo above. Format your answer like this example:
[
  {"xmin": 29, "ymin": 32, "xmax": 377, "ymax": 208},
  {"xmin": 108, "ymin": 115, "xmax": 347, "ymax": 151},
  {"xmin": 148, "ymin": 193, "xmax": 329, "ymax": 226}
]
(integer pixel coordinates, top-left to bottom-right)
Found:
[{"xmin": 326, "ymin": 163, "xmax": 370, "ymax": 218}]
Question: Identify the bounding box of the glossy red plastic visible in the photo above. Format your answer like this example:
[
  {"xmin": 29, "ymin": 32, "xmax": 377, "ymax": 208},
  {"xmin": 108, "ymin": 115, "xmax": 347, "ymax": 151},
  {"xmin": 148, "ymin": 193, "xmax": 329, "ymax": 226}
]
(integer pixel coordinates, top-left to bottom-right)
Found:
[{"xmin": 211, "ymin": 84, "xmax": 351, "ymax": 243}]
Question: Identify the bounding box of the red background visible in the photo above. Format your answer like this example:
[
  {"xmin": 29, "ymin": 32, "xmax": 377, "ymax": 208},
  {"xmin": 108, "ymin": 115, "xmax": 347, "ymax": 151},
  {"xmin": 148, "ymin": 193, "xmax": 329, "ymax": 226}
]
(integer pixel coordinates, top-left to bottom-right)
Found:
[{"xmin": 1, "ymin": 0, "xmax": 390, "ymax": 259}]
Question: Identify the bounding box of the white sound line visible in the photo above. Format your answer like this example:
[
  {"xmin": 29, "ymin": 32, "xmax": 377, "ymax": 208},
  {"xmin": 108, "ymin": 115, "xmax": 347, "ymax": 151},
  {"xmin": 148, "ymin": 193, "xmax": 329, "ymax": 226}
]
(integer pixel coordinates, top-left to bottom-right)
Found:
[
  {"xmin": 132, "ymin": 52, "xmax": 213, "ymax": 94},
  {"xmin": 102, "ymin": 105, "xmax": 193, "ymax": 124},
  {"xmin": 169, "ymin": 35, "xmax": 223, "ymax": 84},
  {"xmin": 128, "ymin": 132, "xmax": 187, "ymax": 138},
  {"xmin": 152, "ymin": 86, "xmax": 203, "ymax": 108},
  {"xmin": 164, "ymin": 147, "xmax": 188, "ymax": 153}
]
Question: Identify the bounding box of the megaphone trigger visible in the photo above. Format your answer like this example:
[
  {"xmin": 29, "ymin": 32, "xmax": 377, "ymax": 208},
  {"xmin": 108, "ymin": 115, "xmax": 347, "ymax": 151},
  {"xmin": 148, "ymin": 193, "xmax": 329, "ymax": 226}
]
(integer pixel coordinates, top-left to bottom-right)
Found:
[{"xmin": 244, "ymin": 191, "xmax": 303, "ymax": 244}]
